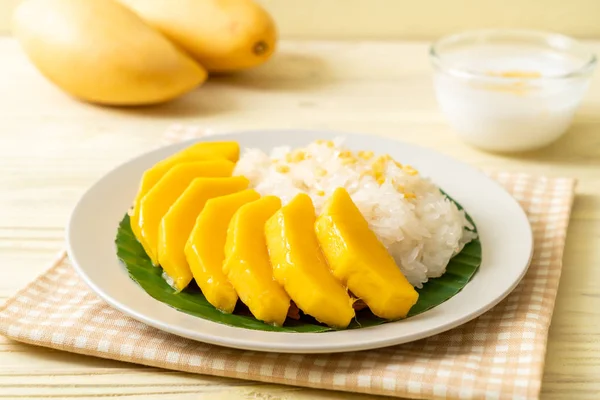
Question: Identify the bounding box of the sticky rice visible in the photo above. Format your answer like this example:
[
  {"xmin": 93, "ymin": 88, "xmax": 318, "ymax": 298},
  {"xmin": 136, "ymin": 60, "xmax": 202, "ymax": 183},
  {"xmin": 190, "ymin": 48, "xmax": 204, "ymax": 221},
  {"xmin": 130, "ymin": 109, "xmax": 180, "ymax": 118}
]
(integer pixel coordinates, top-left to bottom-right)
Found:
[{"xmin": 233, "ymin": 137, "xmax": 477, "ymax": 288}]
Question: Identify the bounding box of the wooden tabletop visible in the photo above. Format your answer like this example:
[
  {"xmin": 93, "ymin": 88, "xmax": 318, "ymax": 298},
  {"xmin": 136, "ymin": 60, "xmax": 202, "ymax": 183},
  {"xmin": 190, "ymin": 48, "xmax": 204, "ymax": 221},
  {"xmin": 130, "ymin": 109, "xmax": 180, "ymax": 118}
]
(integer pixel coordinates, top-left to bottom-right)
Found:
[{"xmin": 0, "ymin": 37, "xmax": 599, "ymax": 399}]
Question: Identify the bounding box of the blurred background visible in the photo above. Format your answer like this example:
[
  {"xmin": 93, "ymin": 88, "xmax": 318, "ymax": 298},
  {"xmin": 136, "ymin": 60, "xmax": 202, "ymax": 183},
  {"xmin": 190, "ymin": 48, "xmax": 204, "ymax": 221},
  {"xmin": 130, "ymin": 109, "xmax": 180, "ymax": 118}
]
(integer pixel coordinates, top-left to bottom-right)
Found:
[{"xmin": 2, "ymin": 0, "xmax": 600, "ymax": 39}]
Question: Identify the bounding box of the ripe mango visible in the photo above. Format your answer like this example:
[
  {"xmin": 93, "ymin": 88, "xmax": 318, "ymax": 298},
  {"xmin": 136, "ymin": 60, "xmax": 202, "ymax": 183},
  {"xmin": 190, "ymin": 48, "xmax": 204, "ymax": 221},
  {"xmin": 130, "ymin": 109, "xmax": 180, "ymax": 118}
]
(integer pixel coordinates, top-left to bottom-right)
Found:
[
  {"xmin": 315, "ymin": 188, "xmax": 419, "ymax": 320},
  {"xmin": 265, "ymin": 194, "xmax": 355, "ymax": 328},
  {"xmin": 185, "ymin": 189, "xmax": 260, "ymax": 313},
  {"xmin": 136, "ymin": 160, "xmax": 235, "ymax": 264},
  {"xmin": 223, "ymin": 196, "xmax": 290, "ymax": 326},
  {"xmin": 118, "ymin": 0, "xmax": 277, "ymax": 72},
  {"xmin": 158, "ymin": 176, "xmax": 249, "ymax": 291},
  {"xmin": 12, "ymin": 0, "xmax": 207, "ymax": 105},
  {"xmin": 130, "ymin": 141, "xmax": 239, "ymax": 243}
]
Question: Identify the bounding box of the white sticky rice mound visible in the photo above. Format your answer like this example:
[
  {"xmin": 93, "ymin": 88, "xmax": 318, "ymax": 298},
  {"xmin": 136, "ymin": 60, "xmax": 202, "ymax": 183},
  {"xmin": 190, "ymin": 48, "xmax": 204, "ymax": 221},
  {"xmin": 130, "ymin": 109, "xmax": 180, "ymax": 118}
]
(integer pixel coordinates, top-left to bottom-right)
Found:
[{"xmin": 233, "ymin": 137, "xmax": 477, "ymax": 288}]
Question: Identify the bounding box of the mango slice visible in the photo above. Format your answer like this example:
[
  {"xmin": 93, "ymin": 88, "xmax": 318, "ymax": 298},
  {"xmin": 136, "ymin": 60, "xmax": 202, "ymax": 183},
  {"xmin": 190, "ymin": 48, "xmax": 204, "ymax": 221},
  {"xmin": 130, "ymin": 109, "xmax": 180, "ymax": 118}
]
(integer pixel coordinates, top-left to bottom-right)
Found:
[
  {"xmin": 315, "ymin": 188, "xmax": 419, "ymax": 320},
  {"xmin": 137, "ymin": 160, "xmax": 235, "ymax": 264},
  {"xmin": 265, "ymin": 193, "xmax": 355, "ymax": 328},
  {"xmin": 223, "ymin": 196, "xmax": 290, "ymax": 326},
  {"xmin": 185, "ymin": 189, "xmax": 261, "ymax": 312},
  {"xmin": 130, "ymin": 141, "xmax": 239, "ymax": 242},
  {"xmin": 158, "ymin": 176, "xmax": 249, "ymax": 291}
]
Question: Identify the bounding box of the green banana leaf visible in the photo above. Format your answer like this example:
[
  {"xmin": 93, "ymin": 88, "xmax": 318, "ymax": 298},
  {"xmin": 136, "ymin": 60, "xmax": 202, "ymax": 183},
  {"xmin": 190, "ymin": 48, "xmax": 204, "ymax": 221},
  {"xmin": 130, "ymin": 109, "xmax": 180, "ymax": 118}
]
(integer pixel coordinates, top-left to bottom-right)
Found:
[{"xmin": 115, "ymin": 198, "xmax": 481, "ymax": 333}]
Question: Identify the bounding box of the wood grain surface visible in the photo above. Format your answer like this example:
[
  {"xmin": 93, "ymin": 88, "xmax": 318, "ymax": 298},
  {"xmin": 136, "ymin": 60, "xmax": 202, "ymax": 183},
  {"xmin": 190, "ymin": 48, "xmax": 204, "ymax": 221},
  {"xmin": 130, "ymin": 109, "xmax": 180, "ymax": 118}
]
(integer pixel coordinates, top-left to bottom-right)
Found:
[{"xmin": 0, "ymin": 37, "xmax": 599, "ymax": 399}]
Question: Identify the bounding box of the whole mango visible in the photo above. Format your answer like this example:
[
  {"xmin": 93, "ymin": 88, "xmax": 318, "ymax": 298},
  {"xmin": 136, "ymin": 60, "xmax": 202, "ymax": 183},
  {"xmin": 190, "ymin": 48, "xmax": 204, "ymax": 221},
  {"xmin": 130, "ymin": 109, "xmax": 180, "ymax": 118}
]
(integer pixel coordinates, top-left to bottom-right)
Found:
[
  {"xmin": 118, "ymin": 0, "xmax": 277, "ymax": 72},
  {"xmin": 12, "ymin": 0, "xmax": 208, "ymax": 105}
]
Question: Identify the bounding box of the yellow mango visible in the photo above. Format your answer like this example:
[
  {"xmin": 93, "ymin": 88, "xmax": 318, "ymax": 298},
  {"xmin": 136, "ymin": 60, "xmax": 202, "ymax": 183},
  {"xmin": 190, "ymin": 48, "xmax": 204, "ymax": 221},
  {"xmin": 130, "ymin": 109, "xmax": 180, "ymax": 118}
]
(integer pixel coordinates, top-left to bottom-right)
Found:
[
  {"xmin": 223, "ymin": 196, "xmax": 290, "ymax": 326},
  {"xmin": 315, "ymin": 188, "xmax": 419, "ymax": 320},
  {"xmin": 185, "ymin": 189, "xmax": 260, "ymax": 312},
  {"xmin": 158, "ymin": 176, "xmax": 249, "ymax": 291},
  {"xmin": 265, "ymin": 194, "xmax": 355, "ymax": 328},
  {"xmin": 12, "ymin": 0, "xmax": 207, "ymax": 105},
  {"xmin": 117, "ymin": 0, "xmax": 277, "ymax": 72},
  {"xmin": 138, "ymin": 142, "xmax": 240, "ymax": 198},
  {"xmin": 137, "ymin": 160, "xmax": 235, "ymax": 264},
  {"xmin": 130, "ymin": 141, "xmax": 240, "ymax": 242}
]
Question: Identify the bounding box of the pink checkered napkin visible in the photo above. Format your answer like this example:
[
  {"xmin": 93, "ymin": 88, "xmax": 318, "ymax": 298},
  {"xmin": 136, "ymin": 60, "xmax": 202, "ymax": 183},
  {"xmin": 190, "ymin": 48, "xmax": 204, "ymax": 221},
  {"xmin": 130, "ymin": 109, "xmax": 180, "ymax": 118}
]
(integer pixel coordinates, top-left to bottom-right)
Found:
[{"xmin": 0, "ymin": 128, "xmax": 576, "ymax": 400}]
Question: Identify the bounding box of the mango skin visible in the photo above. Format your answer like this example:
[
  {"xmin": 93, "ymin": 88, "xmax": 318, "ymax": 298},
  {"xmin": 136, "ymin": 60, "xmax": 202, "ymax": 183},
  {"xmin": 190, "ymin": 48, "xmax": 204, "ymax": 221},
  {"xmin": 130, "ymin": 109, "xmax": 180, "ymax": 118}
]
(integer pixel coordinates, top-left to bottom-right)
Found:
[
  {"xmin": 223, "ymin": 196, "xmax": 290, "ymax": 326},
  {"xmin": 130, "ymin": 141, "xmax": 240, "ymax": 243},
  {"xmin": 185, "ymin": 189, "xmax": 260, "ymax": 313},
  {"xmin": 315, "ymin": 188, "xmax": 419, "ymax": 320},
  {"xmin": 12, "ymin": 0, "xmax": 207, "ymax": 105},
  {"xmin": 158, "ymin": 176, "xmax": 249, "ymax": 291},
  {"xmin": 265, "ymin": 193, "xmax": 355, "ymax": 328},
  {"xmin": 118, "ymin": 0, "xmax": 277, "ymax": 72},
  {"xmin": 136, "ymin": 160, "xmax": 235, "ymax": 265}
]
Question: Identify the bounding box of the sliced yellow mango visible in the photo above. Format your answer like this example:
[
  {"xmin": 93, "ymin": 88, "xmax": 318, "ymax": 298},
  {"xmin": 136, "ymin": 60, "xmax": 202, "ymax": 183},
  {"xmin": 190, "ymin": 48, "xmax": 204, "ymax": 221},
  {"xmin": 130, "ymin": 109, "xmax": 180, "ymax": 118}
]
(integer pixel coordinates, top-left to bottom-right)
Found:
[
  {"xmin": 315, "ymin": 188, "xmax": 419, "ymax": 320},
  {"xmin": 130, "ymin": 141, "xmax": 239, "ymax": 241},
  {"xmin": 265, "ymin": 193, "xmax": 355, "ymax": 328},
  {"xmin": 158, "ymin": 176, "xmax": 249, "ymax": 291},
  {"xmin": 137, "ymin": 160, "xmax": 235, "ymax": 264},
  {"xmin": 185, "ymin": 189, "xmax": 261, "ymax": 312},
  {"xmin": 223, "ymin": 196, "xmax": 290, "ymax": 326}
]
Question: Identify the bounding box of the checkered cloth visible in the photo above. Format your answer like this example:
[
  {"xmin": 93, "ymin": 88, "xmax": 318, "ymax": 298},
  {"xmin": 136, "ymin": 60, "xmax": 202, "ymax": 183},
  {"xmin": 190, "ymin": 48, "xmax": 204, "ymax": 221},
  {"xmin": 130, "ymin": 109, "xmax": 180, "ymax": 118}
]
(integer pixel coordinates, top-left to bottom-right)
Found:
[{"xmin": 0, "ymin": 128, "xmax": 576, "ymax": 399}]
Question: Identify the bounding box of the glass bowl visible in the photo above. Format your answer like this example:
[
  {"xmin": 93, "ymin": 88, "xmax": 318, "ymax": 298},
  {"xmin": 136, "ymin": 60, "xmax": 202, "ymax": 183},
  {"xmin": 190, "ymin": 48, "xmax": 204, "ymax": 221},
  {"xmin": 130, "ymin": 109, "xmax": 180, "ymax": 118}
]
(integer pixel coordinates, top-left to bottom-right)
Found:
[{"xmin": 430, "ymin": 29, "xmax": 597, "ymax": 152}]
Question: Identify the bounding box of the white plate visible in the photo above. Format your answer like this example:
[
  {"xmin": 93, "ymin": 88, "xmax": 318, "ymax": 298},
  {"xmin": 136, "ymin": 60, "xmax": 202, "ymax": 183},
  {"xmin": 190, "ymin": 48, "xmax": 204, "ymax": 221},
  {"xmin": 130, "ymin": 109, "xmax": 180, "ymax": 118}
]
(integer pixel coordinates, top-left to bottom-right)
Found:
[{"xmin": 66, "ymin": 129, "xmax": 533, "ymax": 354}]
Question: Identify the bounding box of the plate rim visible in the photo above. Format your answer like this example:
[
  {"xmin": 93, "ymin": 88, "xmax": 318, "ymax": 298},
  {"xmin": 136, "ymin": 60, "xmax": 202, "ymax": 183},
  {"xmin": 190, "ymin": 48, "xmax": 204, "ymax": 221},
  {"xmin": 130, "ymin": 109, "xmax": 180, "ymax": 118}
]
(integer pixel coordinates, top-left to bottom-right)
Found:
[{"xmin": 66, "ymin": 128, "xmax": 533, "ymax": 353}]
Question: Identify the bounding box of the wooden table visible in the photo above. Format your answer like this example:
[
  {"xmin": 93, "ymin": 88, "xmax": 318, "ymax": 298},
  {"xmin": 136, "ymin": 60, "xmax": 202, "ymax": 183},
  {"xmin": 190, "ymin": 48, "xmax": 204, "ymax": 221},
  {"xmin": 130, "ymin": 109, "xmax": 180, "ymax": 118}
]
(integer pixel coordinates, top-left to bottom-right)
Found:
[{"xmin": 1, "ymin": 37, "xmax": 599, "ymax": 399}]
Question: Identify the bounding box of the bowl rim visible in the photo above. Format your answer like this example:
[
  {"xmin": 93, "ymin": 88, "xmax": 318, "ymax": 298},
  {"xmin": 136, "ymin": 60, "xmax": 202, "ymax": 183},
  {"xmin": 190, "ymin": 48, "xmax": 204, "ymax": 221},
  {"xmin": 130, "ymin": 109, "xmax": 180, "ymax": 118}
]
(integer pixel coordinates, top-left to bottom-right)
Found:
[{"xmin": 429, "ymin": 28, "xmax": 597, "ymax": 80}]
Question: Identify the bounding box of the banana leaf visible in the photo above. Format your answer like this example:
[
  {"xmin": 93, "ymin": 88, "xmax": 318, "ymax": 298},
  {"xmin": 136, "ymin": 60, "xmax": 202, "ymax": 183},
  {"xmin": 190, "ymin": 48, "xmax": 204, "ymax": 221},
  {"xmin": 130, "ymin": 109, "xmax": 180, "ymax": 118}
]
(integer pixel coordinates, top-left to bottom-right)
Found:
[{"xmin": 115, "ymin": 196, "xmax": 481, "ymax": 333}]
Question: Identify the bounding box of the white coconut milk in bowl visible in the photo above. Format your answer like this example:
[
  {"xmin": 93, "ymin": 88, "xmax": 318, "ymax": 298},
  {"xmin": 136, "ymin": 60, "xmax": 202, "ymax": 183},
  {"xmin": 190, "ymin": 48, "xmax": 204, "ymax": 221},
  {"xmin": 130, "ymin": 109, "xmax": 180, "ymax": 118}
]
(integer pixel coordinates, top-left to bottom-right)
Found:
[{"xmin": 430, "ymin": 29, "xmax": 596, "ymax": 152}]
